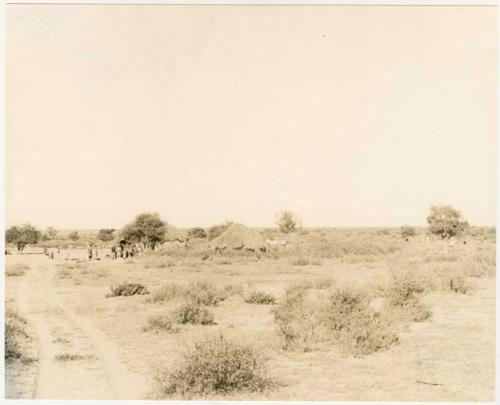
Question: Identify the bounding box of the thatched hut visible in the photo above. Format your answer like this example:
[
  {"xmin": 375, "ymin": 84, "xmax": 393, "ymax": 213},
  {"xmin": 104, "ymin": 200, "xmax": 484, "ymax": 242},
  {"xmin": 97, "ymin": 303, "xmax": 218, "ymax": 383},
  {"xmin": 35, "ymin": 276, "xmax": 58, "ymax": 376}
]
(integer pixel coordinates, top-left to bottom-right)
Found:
[{"xmin": 210, "ymin": 223, "xmax": 267, "ymax": 253}]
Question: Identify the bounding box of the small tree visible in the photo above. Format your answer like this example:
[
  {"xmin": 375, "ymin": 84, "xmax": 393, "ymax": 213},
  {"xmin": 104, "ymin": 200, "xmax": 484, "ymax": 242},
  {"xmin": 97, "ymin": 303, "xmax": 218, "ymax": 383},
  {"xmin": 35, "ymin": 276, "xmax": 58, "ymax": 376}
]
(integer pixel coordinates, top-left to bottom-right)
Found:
[
  {"xmin": 122, "ymin": 212, "xmax": 166, "ymax": 249},
  {"xmin": 47, "ymin": 227, "xmax": 58, "ymax": 239},
  {"xmin": 6, "ymin": 224, "xmax": 42, "ymax": 251},
  {"xmin": 188, "ymin": 227, "xmax": 207, "ymax": 239},
  {"xmin": 426, "ymin": 205, "xmax": 468, "ymax": 240},
  {"xmin": 97, "ymin": 228, "xmax": 115, "ymax": 242},
  {"xmin": 276, "ymin": 211, "xmax": 299, "ymax": 234},
  {"xmin": 68, "ymin": 231, "xmax": 80, "ymax": 241},
  {"xmin": 400, "ymin": 225, "xmax": 416, "ymax": 239}
]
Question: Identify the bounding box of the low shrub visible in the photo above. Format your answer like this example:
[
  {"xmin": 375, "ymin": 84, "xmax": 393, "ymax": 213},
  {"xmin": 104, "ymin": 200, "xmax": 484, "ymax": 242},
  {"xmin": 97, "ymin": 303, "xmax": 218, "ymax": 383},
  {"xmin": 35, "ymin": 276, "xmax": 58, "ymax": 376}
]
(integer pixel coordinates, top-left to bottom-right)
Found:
[
  {"xmin": 155, "ymin": 334, "xmax": 272, "ymax": 396},
  {"xmin": 465, "ymin": 252, "xmax": 496, "ymax": 278},
  {"xmin": 272, "ymin": 286, "xmax": 400, "ymax": 355},
  {"xmin": 144, "ymin": 315, "xmax": 180, "ymax": 333},
  {"xmin": 244, "ymin": 291, "xmax": 276, "ymax": 305},
  {"xmin": 172, "ymin": 301, "xmax": 216, "ymax": 325},
  {"xmin": 271, "ymin": 288, "xmax": 325, "ymax": 351},
  {"xmin": 5, "ymin": 311, "xmax": 29, "ymax": 361},
  {"xmin": 106, "ymin": 282, "xmax": 149, "ymax": 297},
  {"xmin": 385, "ymin": 272, "xmax": 431, "ymax": 322},
  {"xmin": 5, "ymin": 322, "xmax": 22, "ymax": 360},
  {"xmin": 185, "ymin": 281, "xmax": 226, "ymax": 307},
  {"xmin": 386, "ymin": 272, "xmax": 426, "ymax": 307},
  {"xmin": 337, "ymin": 312, "xmax": 399, "ymax": 356}
]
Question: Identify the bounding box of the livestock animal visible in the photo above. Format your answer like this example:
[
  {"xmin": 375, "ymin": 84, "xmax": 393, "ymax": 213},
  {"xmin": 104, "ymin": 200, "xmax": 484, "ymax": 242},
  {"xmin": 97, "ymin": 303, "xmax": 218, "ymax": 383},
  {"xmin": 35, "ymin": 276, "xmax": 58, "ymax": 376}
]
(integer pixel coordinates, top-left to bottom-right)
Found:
[{"xmin": 266, "ymin": 239, "xmax": 289, "ymax": 249}]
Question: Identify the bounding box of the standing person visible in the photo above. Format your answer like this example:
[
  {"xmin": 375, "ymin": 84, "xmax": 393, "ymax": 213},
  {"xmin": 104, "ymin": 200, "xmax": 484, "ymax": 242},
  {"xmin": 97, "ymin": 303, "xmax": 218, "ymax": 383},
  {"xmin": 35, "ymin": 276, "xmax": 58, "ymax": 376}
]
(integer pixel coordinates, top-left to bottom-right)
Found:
[
  {"xmin": 94, "ymin": 245, "xmax": 99, "ymax": 260},
  {"xmin": 111, "ymin": 245, "xmax": 117, "ymax": 260},
  {"xmin": 87, "ymin": 244, "xmax": 93, "ymax": 261}
]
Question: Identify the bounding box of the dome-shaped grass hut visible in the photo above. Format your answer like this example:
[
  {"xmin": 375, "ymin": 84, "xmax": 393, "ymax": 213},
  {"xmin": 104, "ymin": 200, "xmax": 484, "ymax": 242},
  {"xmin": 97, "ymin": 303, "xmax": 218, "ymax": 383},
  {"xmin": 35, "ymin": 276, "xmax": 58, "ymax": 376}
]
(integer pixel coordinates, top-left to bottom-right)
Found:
[{"xmin": 210, "ymin": 223, "xmax": 267, "ymax": 254}]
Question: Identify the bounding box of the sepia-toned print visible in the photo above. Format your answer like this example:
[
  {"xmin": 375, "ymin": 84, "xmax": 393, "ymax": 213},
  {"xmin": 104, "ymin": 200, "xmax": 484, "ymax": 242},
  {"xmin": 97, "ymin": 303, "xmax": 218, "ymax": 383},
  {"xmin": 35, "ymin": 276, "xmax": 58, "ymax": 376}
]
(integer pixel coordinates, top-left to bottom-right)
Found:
[{"xmin": 4, "ymin": 4, "xmax": 496, "ymax": 401}]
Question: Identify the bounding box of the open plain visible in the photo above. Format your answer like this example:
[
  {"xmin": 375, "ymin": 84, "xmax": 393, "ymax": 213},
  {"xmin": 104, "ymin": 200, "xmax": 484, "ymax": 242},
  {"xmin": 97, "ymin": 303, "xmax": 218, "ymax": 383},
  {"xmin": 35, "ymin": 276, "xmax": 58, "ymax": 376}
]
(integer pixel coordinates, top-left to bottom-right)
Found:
[{"xmin": 4, "ymin": 227, "xmax": 496, "ymax": 401}]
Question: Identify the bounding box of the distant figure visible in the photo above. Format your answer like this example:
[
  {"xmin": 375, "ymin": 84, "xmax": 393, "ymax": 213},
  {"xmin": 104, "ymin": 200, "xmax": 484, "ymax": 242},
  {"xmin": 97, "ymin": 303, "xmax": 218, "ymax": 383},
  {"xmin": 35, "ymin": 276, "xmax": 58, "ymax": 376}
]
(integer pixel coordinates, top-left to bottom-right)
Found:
[
  {"xmin": 57, "ymin": 246, "xmax": 61, "ymax": 254},
  {"xmin": 87, "ymin": 244, "xmax": 93, "ymax": 261},
  {"xmin": 111, "ymin": 245, "xmax": 117, "ymax": 259},
  {"xmin": 94, "ymin": 246, "xmax": 99, "ymax": 260},
  {"xmin": 463, "ymin": 240, "xmax": 467, "ymax": 245}
]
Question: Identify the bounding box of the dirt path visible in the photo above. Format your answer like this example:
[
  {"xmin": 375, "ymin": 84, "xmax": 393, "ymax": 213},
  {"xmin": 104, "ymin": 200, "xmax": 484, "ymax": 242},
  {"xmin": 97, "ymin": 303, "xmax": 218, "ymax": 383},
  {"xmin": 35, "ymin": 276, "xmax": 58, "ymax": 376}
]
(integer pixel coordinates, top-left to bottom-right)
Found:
[{"xmin": 15, "ymin": 255, "xmax": 148, "ymax": 399}]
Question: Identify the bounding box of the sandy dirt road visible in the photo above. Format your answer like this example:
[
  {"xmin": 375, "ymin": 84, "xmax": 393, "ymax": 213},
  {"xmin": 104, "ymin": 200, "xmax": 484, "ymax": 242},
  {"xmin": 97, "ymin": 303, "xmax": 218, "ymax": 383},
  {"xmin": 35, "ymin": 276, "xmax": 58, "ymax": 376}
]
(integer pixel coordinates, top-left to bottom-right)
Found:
[{"xmin": 14, "ymin": 254, "xmax": 148, "ymax": 399}]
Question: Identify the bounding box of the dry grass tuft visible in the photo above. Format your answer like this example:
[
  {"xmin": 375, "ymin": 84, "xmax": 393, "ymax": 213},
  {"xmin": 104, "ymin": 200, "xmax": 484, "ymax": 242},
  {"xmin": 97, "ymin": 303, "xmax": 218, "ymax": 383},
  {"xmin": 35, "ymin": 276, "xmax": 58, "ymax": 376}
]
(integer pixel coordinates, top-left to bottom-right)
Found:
[
  {"xmin": 106, "ymin": 282, "xmax": 149, "ymax": 297},
  {"xmin": 244, "ymin": 291, "xmax": 276, "ymax": 305}
]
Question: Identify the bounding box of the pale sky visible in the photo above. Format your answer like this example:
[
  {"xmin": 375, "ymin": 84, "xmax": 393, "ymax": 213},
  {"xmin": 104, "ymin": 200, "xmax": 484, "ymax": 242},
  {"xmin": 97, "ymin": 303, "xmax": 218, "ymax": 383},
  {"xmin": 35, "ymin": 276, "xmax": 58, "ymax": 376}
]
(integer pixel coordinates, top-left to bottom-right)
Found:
[{"xmin": 6, "ymin": 5, "xmax": 497, "ymax": 229}]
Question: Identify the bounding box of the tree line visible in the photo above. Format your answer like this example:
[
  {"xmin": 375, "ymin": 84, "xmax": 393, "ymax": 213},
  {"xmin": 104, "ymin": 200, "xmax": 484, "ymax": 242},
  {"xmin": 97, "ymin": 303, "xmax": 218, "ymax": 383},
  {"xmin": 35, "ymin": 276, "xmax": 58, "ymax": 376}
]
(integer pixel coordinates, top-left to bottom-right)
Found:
[{"xmin": 5, "ymin": 205, "xmax": 470, "ymax": 252}]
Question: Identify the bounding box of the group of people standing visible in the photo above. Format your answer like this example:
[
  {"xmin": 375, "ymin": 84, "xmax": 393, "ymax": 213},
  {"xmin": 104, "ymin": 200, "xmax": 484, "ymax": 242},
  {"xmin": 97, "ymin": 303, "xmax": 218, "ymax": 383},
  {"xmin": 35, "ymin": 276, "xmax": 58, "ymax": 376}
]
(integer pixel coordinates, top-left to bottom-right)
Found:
[
  {"xmin": 87, "ymin": 241, "xmax": 142, "ymax": 261},
  {"xmin": 86, "ymin": 244, "xmax": 100, "ymax": 260},
  {"xmin": 110, "ymin": 242, "xmax": 138, "ymax": 259}
]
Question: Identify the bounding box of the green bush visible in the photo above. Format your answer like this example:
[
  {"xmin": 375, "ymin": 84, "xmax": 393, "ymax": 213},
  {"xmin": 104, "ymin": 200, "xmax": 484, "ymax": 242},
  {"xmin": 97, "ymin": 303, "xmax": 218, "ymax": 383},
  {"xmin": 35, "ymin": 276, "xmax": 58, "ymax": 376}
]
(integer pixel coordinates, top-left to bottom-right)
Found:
[
  {"xmin": 244, "ymin": 291, "xmax": 276, "ymax": 305},
  {"xmin": 155, "ymin": 335, "xmax": 272, "ymax": 396},
  {"xmin": 106, "ymin": 282, "xmax": 149, "ymax": 297}
]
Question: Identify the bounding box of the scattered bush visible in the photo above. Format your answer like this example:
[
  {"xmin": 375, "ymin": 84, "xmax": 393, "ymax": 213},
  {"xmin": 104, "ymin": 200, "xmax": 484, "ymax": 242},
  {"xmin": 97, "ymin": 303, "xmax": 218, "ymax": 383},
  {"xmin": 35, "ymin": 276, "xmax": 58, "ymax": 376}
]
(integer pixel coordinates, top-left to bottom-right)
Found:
[
  {"xmin": 155, "ymin": 335, "xmax": 272, "ymax": 396},
  {"xmin": 106, "ymin": 282, "xmax": 149, "ymax": 297},
  {"xmin": 171, "ymin": 302, "xmax": 216, "ymax": 325},
  {"xmin": 5, "ymin": 311, "xmax": 29, "ymax": 361},
  {"xmin": 5, "ymin": 322, "xmax": 22, "ymax": 360},
  {"xmin": 337, "ymin": 312, "xmax": 399, "ymax": 356},
  {"xmin": 188, "ymin": 227, "xmax": 207, "ymax": 239},
  {"xmin": 185, "ymin": 281, "xmax": 226, "ymax": 306},
  {"xmin": 465, "ymin": 252, "xmax": 496, "ymax": 278},
  {"xmin": 144, "ymin": 315, "xmax": 180, "ymax": 333},
  {"xmin": 386, "ymin": 273, "xmax": 431, "ymax": 322},
  {"xmin": 271, "ymin": 288, "xmax": 324, "ymax": 350},
  {"xmin": 97, "ymin": 228, "xmax": 115, "ymax": 242},
  {"xmin": 244, "ymin": 291, "xmax": 276, "ymax": 305},
  {"xmin": 400, "ymin": 225, "xmax": 416, "ymax": 239}
]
